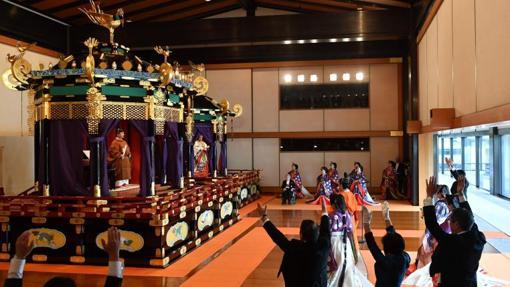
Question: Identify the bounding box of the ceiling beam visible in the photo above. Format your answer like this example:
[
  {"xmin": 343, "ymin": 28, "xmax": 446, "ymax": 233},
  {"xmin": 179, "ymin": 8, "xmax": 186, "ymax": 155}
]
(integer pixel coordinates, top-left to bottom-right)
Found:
[
  {"xmin": 156, "ymin": 0, "xmax": 240, "ymax": 22},
  {"xmin": 297, "ymin": 0, "xmax": 383, "ymax": 11},
  {"xmin": 256, "ymin": 0, "xmax": 345, "ymax": 13},
  {"xmin": 239, "ymin": 0, "xmax": 257, "ymax": 16},
  {"xmin": 353, "ymin": 0, "xmax": 411, "ymax": 9},
  {"xmin": 126, "ymin": 0, "xmax": 207, "ymax": 22}
]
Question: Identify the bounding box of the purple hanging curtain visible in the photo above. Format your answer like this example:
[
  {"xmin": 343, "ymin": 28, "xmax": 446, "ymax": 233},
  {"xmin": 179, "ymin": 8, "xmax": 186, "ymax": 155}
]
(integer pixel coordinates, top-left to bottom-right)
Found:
[
  {"xmin": 129, "ymin": 120, "xmax": 154, "ymax": 197},
  {"xmin": 155, "ymin": 135, "xmax": 165, "ymax": 184},
  {"xmin": 191, "ymin": 123, "xmax": 215, "ymax": 177},
  {"xmin": 165, "ymin": 121, "xmax": 183, "ymax": 187},
  {"xmin": 48, "ymin": 120, "xmax": 88, "ymax": 196},
  {"xmin": 97, "ymin": 119, "xmax": 120, "ymax": 196},
  {"xmin": 219, "ymin": 135, "xmax": 227, "ymax": 175}
]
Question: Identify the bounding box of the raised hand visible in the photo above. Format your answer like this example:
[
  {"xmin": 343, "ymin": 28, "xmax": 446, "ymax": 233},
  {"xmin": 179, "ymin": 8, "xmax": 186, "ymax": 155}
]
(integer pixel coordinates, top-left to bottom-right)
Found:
[
  {"xmin": 101, "ymin": 227, "xmax": 121, "ymax": 261},
  {"xmin": 362, "ymin": 206, "xmax": 372, "ymax": 233},
  {"xmin": 15, "ymin": 230, "xmax": 34, "ymax": 259},
  {"xmin": 257, "ymin": 203, "xmax": 267, "ymax": 219},
  {"xmin": 426, "ymin": 176, "xmax": 437, "ymax": 198},
  {"xmin": 382, "ymin": 201, "xmax": 390, "ymax": 221}
]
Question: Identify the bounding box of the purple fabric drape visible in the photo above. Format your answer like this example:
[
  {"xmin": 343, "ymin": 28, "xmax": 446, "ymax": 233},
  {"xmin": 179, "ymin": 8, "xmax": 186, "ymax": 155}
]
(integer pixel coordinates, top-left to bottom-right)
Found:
[
  {"xmin": 130, "ymin": 120, "xmax": 154, "ymax": 197},
  {"xmin": 49, "ymin": 120, "xmax": 88, "ymax": 196},
  {"xmin": 97, "ymin": 119, "xmax": 119, "ymax": 196},
  {"xmin": 191, "ymin": 123, "xmax": 215, "ymax": 177},
  {"xmin": 220, "ymin": 136, "xmax": 227, "ymax": 175},
  {"xmin": 35, "ymin": 121, "xmax": 44, "ymax": 192},
  {"xmin": 165, "ymin": 122, "xmax": 183, "ymax": 187}
]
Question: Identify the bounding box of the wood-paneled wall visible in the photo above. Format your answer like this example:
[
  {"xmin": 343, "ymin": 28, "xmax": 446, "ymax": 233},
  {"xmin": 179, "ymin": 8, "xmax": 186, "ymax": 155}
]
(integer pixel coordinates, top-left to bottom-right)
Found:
[
  {"xmin": 207, "ymin": 62, "xmax": 402, "ymax": 188},
  {"xmin": 418, "ymin": 0, "xmax": 510, "ymax": 123}
]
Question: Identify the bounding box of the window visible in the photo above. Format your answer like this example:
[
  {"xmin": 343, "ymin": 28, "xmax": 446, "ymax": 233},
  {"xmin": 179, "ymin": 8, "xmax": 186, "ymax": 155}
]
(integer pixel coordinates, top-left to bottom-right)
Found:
[
  {"xmin": 502, "ymin": 135, "xmax": 510, "ymax": 198},
  {"xmin": 280, "ymin": 138, "xmax": 369, "ymax": 152},
  {"xmin": 451, "ymin": 137, "xmax": 462, "ymax": 170},
  {"xmin": 443, "ymin": 138, "xmax": 451, "ymax": 168},
  {"xmin": 437, "ymin": 137, "xmax": 445, "ymax": 174},
  {"xmin": 479, "ymin": 135, "xmax": 492, "ymax": 191},
  {"xmin": 280, "ymin": 83, "xmax": 369, "ymax": 109},
  {"xmin": 464, "ymin": 137, "xmax": 477, "ymax": 185}
]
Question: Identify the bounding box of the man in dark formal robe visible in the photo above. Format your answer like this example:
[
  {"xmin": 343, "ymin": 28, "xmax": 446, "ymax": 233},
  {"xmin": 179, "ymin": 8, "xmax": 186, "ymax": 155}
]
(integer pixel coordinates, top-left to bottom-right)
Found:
[
  {"xmin": 424, "ymin": 176, "xmax": 485, "ymax": 287},
  {"xmin": 258, "ymin": 200, "xmax": 331, "ymax": 287}
]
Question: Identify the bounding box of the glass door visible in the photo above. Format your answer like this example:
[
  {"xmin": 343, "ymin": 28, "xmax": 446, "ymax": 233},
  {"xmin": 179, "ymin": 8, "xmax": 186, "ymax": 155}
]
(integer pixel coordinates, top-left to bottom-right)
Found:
[
  {"xmin": 479, "ymin": 136, "xmax": 492, "ymax": 191},
  {"xmin": 502, "ymin": 135, "xmax": 510, "ymax": 198}
]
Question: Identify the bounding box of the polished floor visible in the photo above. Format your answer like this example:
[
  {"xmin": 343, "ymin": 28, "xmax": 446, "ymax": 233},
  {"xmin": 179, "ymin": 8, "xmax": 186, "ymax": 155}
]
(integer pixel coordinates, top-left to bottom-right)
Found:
[{"xmin": 1, "ymin": 195, "xmax": 509, "ymax": 287}]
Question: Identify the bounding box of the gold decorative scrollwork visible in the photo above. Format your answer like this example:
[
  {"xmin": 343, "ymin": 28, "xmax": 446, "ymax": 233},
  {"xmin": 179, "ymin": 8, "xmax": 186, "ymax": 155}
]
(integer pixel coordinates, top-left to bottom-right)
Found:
[
  {"xmin": 26, "ymin": 89, "xmax": 36, "ymax": 135},
  {"xmin": 7, "ymin": 42, "xmax": 35, "ymax": 85},
  {"xmin": 193, "ymin": 76, "xmax": 209, "ymax": 95},
  {"xmin": 86, "ymin": 87, "xmax": 106, "ymax": 134}
]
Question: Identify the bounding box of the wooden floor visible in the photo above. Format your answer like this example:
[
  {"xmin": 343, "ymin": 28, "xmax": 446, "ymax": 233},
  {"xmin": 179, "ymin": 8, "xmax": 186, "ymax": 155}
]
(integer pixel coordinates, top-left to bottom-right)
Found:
[{"xmin": 1, "ymin": 196, "xmax": 509, "ymax": 287}]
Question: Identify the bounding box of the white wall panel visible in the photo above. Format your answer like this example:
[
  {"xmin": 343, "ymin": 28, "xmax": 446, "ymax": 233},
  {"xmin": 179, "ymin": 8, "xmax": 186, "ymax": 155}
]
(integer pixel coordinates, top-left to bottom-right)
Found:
[
  {"xmin": 452, "ymin": 0, "xmax": 476, "ymax": 116},
  {"xmin": 206, "ymin": 69, "xmax": 252, "ymax": 132},
  {"xmin": 427, "ymin": 18, "xmax": 439, "ymax": 112},
  {"xmin": 253, "ymin": 68, "xmax": 279, "ymax": 132},
  {"xmin": 253, "ymin": 138, "xmax": 280, "ymax": 186},
  {"xmin": 279, "ymin": 110, "xmax": 324, "ymax": 131},
  {"xmin": 227, "ymin": 138, "xmax": 252, "ymax": 170},
  {"xmin": 437, "ymin": 0, "xmax": 454, "ymax": 108},
  {"xmin": 324, "ymin": 109, "xmax": 370, "ymax": 131},
  {"xmin": 369, "ymin": 64, "xmax": 399, "ymax": 130},
  {"xmin": 475, "ymin": 0, "xmax": 510, "ymax": 111}
]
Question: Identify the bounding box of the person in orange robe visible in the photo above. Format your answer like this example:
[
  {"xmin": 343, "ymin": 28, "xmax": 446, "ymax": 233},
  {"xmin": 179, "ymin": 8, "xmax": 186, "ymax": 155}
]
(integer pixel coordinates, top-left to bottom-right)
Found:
[
  {"xmin": 335, "ymin": 176, "xmax": 361, "ymax": 255},
  {"xmin": 108, "ymin": 128, "xmax": 132, "ymax": 188}
]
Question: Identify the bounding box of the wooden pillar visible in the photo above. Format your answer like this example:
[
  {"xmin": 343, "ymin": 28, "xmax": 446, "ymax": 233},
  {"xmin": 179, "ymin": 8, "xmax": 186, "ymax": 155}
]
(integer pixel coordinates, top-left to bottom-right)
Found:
[
  {"xmin": 42, "ymin": 119, "xmax": 50, "ymax": 196},
  {"xmin": 89, "ymin": 137, "xmax": 102, "ymax": 197}
]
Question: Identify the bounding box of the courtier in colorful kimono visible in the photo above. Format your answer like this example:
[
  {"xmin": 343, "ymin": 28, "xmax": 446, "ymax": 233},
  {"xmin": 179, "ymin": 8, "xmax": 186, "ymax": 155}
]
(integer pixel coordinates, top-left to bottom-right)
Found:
[
  {"xmin": 327, "ymin": 194, "xmax": 373, "ymax": 287},
  {"xmin": 349, "ymin": 162, "xmax": 379, "ymax": 206},
  {"xmin": 309, "ymin": 166, "xmax": 332, "ymax": 205},
  {"xmin": 193, "ymin": 134, "xmax": 209, "ymax": 177},
  {"xmin": 108, "ymin": 128, "xmax": 131, "ymax": 188},
  {"xmin": 380, "ymin": 161, "xmax": 403, "ymax": 200},
  {"xmin": 289, "ymin": 163, "xmax": 312, "ymax": 198},
  {"xmin": 328, "ymin": 162, "xmax": 341, "ymax": 191}
]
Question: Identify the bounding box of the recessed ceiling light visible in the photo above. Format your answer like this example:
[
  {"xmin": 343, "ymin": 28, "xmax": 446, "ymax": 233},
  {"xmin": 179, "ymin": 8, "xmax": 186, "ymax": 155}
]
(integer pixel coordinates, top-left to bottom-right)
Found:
[
  {"xmin": 283, "ymin": 40, "xmax": 292, "ymax": 44},
  {"xmin": 310, "ymin": 74, "xmax": 318, "ymax": 82},
  {"xmin": 342, "ymin": 73, "xmax": 351, "ymax": 81},
  {"xmin": 329, "ymin": 73, "xmax": 338, "ymax": 81},
  {"xmin": 356, "ymin": 72, "xmax": 364, "ymax": 81},
  {"xmin": 310, "ymin": 39, "xmax": 318, "ymax": 43},
  {"xmin": 342, "ymin": 38, "xmax": 350, "ymax": 42},
  {"xmin": 297, "ymin": 74, "xmax": 305, "ymax": 82},
  {"xmin": 356, "ymin": 37, "xmax": 363, "ymax": 41},
  {"xmin": 329, "ymin": 38, "xmax": 338, "ymax": 42},
  {"xmin": 298, "ymin": 39, "xmax": 305, "ymax": 44},
  {"xmin": 357, "ymin": 7, "xmax": 363, "ymax": 11},
  {"xmin": 284, "ymin": 74, "xmax": 292, "ymax": 83}
]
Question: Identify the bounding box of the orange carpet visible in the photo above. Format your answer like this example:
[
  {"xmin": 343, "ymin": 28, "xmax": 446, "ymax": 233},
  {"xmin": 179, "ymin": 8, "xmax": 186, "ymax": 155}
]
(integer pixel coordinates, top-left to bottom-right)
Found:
[
  {"xmin": 0, "ymin": 217, "xmax": 259, "ymax": 278},
  {"xmin": 180, "ymin": 227, "xmax": 276, "ymax": 287},
  {"xmin": 239, "ymin": 195, "xmax": 274, "ymax": 217}
]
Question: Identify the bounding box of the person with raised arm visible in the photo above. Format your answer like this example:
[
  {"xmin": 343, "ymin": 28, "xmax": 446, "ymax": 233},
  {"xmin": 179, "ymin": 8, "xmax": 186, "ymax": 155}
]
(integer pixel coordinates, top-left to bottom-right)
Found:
[
  {"xmin": 363, "ymin": 202, "xmax": 410, "ymax": 287},
  {"xmin": 258, "ymin": 199, "xmax": 331, "ymax": 287}
]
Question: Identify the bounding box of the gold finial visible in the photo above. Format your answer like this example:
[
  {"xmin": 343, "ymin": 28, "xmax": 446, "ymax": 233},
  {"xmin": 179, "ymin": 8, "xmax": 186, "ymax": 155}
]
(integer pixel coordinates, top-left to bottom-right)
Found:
[
  {"xmin": 83, "ymin": 37, "xmax": 99, "ymax": 84},
  {"xmin": 154, "ymin": 46, "xmax": 171, "ymax": 63},
  {"xmin": 188, "ymin": 60, "xmax": 205, "ymax": 73},
  {"xmin": 79, "ymin": 0, "xmax": 124, "ymax": 45},
  {"xmin": 154, "ymin": 46, "xmax": 173, "ymax": 86},
  {"xmin": 6, "ymin": 42, "xmax": 35, "ymax": 85}
]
